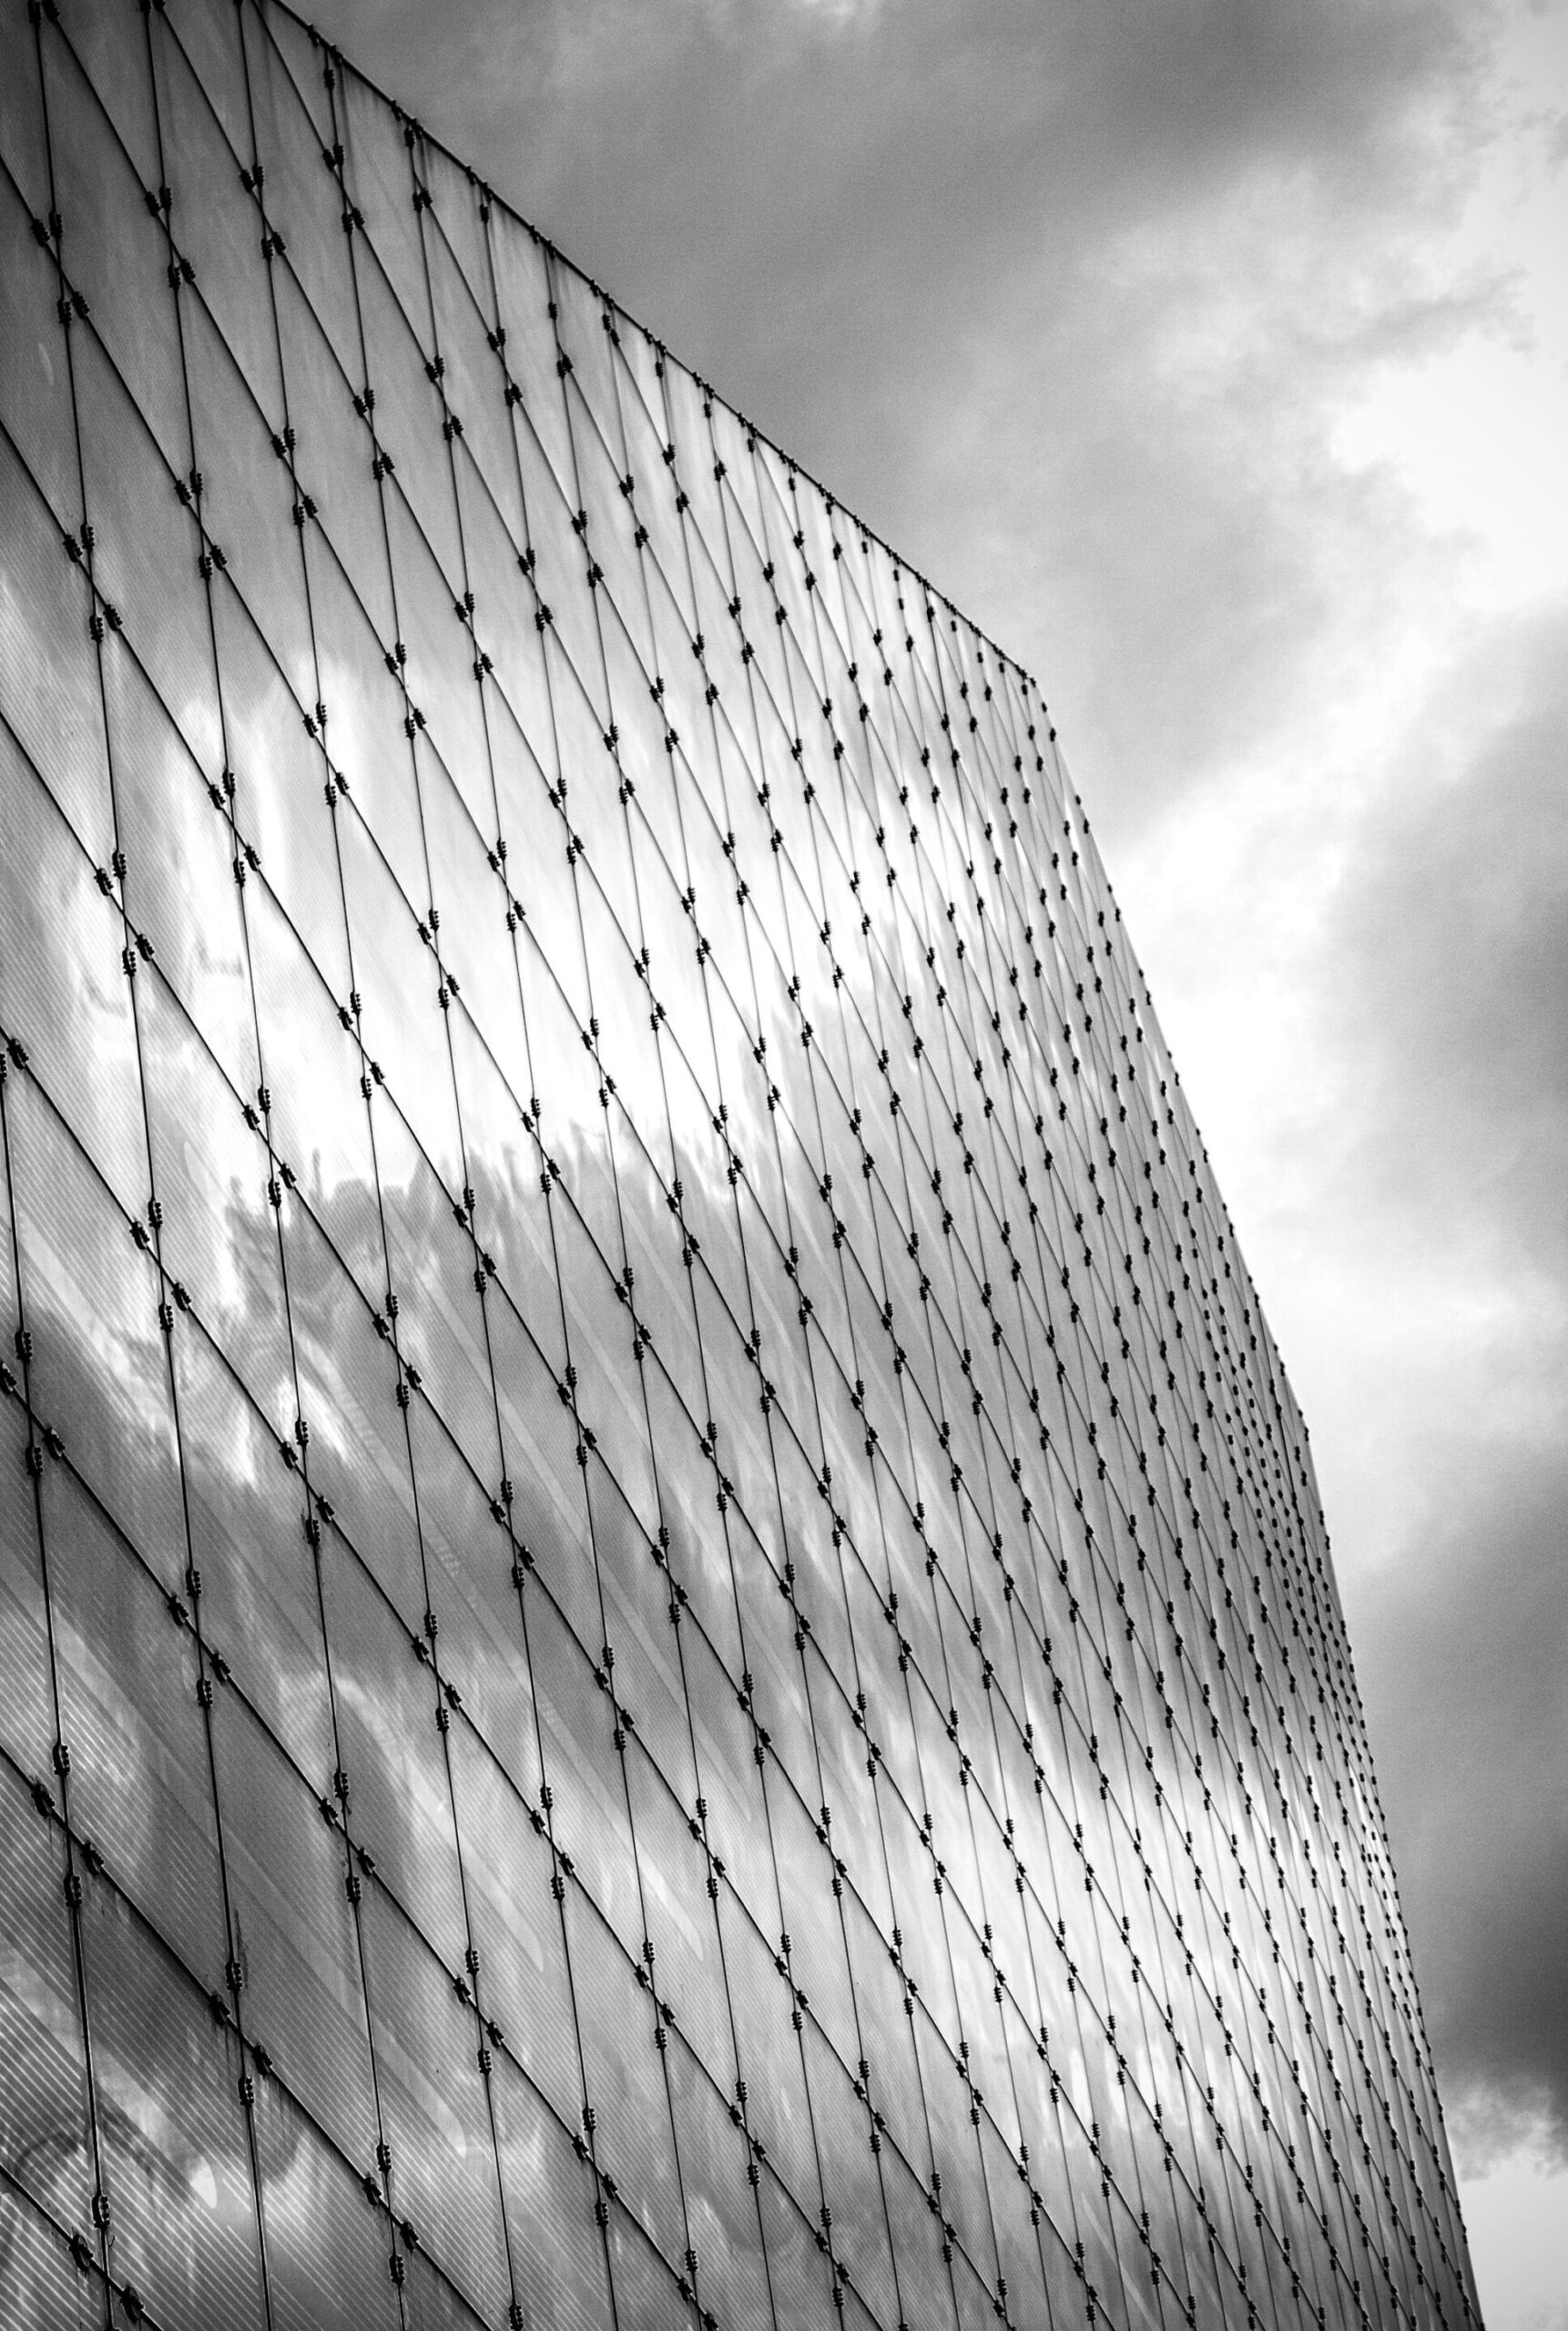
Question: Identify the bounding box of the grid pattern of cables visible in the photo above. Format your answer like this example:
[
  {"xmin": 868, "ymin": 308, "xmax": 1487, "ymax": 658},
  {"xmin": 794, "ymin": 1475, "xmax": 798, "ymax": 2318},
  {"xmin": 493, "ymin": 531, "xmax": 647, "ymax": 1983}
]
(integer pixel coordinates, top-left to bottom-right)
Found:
[{"xmin": 0, "ymin": 3, "xmax": 1478, "ymax": 2327}]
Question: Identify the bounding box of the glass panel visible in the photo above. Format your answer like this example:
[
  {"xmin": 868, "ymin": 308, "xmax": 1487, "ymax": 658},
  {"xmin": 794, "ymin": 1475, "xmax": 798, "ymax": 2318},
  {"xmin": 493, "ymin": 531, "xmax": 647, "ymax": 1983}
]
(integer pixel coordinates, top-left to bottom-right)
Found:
[
  {"xmin": 305, "ymin": 539, "xmax": 421, "ymax": 888},
  {"xmin": 358, "ymin": 1881, "xmax": 511, "ymax": 2324},
  {"xmin": 153, "ymin": 17, "xmax": 284, "ymax": 415},
  {"xmin": 488, "ymin": 209, "xmax": 575, "ymax": 505},
  {"xmin": 0, "ymin": 727, "xmax": 130, "ymax": 1175},
  {"xmin": 0, "ymin": 168, "xmax": 83, "ymax": 525},
  {"xmin": 212, "ymin": 1677, "xmax": 380, "ymax": 2168},
  {"xmin": 0, "ymin": 2197, "xmax": 102, "ymax": 2331},
  {"xmin": 756, "ymin": 2165, "xmax": 836, "ymax": 2329},
  {"xmin": 664, "ymin": 2027, "xmax": 774, "ymax": 2331},
  {"xmin": 0, "ymin": 1763, "xmax": 94, "ymax": 2239},
  {"xmin": 41, "ymin": 26, "xmax": 185, "ymax": 463},
  {"xmin": 317, "ymin": 1531, "xmax": 467, "ymax": 1970},
  {"xmin": 8, "ymin": 1073, "xmax": 182, "ymax": 1571},
  {"xmin": 716, "ymin": 1890, "xmax": 818, "ymax": 2218},
  {"xmin": 162, "ymin": 0, "xmax": 252, "ymax": 160},
  {"xmin": 339, "ymin": 66, "xmax": 425, "ymax": 342},
  {"xmin": 530, "ymin": 1592, "xmax": 640, "ymax": 1950},
  {"xmin": 211, "ymin": 581, "xmax": 344, "ymax": 989},
  {"xmin": 181, "ymin": 294, "xmax": 314, "ymax": 695},
  {"xmin": 71, "ymin": 331, "xmax": 221, "ymax": 776},
  {"xmin": 243, "ymin": 4, "xmax": 360, "ymax": 381},
  {"xmin": 42, "ymin": 1459, "xmax": 226, "ymax": 1983},
  {"xmin": 252, "ymin": 2076, "xmax": 402, "ymax": 2331},
  {"xmin": 426, "ymin": 204, "xmax": 522, "ymax": 545},
  {"xmin": 562, "ymin": 1888, "xmax": 687, "ymax": 2276},
  {"xmin": 489, "ymin": 2047, "xmax": 617, "ymax": 2331},
  {"xmin": 334, "ymin": 811, "xmax": 461, "ymax": 1184},
  {"xmin": 382, "ymin": 488, "xmax": 489, "ymax": 829},
  {"xmin": 0, "ymin": 0, "xmax": 50, "ymax": 216},
  {"xmin": 101, "ymin": 641, "xmax": 254, "ymax": 1079},
  {"xmin": 76, "ymin": 1878, "xmax": 268, "ymax": 2331},
  {"xmin": 355, "ymin": 253, "xmax": 462, "ymax": 590},
  {"xmin": 138, "ymin": 993, "xmax": 295, "ymax": 1435}
]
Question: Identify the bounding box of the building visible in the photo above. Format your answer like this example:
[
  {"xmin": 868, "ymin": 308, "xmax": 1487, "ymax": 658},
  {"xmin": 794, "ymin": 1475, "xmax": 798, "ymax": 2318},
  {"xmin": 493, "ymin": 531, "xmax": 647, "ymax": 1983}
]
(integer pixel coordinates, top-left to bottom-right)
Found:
[{"xmin": 0, "ymin": 2, "xmax": 1481, "ymax": 2326}]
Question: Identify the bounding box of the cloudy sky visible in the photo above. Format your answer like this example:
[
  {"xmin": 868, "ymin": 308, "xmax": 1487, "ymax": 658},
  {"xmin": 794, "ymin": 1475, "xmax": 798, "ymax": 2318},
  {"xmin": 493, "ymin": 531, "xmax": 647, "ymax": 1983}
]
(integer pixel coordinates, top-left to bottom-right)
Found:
[{"xmin": 297, "ymin": 0, "xmax": 1568, "ymax": 2319}]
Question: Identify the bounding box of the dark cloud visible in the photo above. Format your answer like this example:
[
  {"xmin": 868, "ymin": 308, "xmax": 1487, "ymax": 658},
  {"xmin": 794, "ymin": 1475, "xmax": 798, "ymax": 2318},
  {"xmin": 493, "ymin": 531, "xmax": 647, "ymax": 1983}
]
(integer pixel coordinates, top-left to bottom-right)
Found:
[
  {"xmin": 1352, "ymin": 1433, "xmax": 1568, "ymax": 2172},
  {"xmin": 1329, "ymin": 614, "xmax": 1568, "ymax": 1270},
  {"xmin": 1320, "ymin": 607, "xmax": 1568, "ymax": 2169}
]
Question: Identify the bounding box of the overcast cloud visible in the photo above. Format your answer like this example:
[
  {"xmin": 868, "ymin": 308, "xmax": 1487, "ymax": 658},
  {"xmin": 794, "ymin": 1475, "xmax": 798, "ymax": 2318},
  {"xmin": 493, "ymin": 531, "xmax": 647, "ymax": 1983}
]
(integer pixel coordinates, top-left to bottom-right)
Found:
[{"xmin": 297, "ymin": 0, "xmax": 1568, "ymax": 2319}]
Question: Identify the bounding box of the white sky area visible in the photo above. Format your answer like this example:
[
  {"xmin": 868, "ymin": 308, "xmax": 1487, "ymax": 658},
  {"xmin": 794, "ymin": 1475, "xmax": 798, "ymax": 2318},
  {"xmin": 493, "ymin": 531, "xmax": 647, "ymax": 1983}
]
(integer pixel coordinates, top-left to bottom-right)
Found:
[
  {"xmin": 1112, "ymin": 10, "xmax": 1568, "ymax": 2323},
  {"xmin": 1330, "ymin": 9, "xmax": 1568, "ymax": 616}
]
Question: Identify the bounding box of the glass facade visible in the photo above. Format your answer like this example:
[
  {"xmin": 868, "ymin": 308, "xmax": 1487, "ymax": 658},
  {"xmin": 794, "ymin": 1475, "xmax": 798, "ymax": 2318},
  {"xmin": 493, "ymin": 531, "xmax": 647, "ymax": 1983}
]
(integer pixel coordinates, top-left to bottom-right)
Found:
[{"xmin": 0, "ymin": 2, "xmax": 1480, "ymax": 2326}]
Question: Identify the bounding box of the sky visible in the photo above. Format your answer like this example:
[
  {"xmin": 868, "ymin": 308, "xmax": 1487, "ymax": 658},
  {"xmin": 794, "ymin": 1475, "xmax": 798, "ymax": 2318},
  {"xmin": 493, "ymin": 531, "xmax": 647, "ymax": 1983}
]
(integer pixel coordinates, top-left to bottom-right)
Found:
[{"xmin": 296, "ymin": 1, "xmax": 1568, "ymax": 2320}]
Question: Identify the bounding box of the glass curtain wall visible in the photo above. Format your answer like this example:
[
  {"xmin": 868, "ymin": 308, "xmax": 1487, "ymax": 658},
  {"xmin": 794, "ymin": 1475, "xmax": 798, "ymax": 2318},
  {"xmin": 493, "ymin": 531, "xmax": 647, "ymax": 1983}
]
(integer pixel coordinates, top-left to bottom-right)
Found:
[{"xmin": 0, "ymin": 4, "xmax": 1480, "ymax": 2328}]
